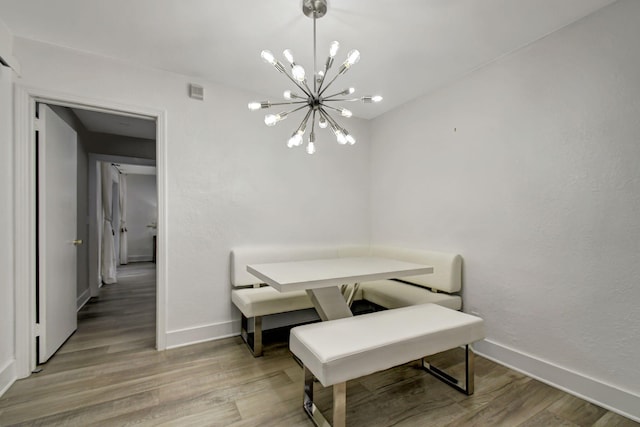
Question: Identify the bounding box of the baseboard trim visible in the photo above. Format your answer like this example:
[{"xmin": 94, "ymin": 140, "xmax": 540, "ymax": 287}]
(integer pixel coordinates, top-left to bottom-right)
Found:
[
  {"xmin": 165, "ymin": 319, "xmax": 241, "ymax": 349},
  {"xmin": 76, "ymin": 288, "xmax": 90, "ymax": 311},
  {"xmin": 0, "ymin": 358, "xmax": 17, "ymax": 398},
  {"xmin": 474, "ymin": 339, "xmax": 640, "ymax": 422}
]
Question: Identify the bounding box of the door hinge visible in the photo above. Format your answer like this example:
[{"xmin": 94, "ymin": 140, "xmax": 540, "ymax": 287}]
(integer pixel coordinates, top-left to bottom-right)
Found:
[
  {"xmin": 34, "ymin": 323, "xmax": 41, "ymax": 337},
  {"xmin": 34, "ymin": 117, "xmax": 41, "ymax": 132}
]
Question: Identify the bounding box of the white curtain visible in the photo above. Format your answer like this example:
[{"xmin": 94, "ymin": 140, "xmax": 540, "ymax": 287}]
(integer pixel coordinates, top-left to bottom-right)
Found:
[
  {"xmin": 101, "ymin": 163, "xmax": 117, "ymax": 284},
  {"xmin": 119, "ymin": 173, "xmax": 128, "ymax": 265}
]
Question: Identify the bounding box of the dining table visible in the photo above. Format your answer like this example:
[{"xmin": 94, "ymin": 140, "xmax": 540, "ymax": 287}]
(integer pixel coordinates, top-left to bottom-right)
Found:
[{"xmin": 247, "ymin": 256, "xmax": 434, "ymax": 321}]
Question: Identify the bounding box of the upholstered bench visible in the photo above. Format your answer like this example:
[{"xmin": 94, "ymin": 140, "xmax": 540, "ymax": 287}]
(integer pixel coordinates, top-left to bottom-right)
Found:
[
  {"xmin": 289, "ymin": 303, "xmax": 485, "ymax": 427},
  {"xmin": 359, "ymin": 247, "xmax": 462, "ymax": 310},
  {"xmin": 231, "ymin": 246, "xmax": 463, "ymax": 357},
  {"xmin": 231, "ymin": 247, "xmax": 352, "ymax": 356}
]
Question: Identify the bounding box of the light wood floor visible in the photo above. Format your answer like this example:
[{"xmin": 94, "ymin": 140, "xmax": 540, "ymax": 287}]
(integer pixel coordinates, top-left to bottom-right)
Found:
[{"xmin": 0, "ymin": 263, "xmax": 637, "ymax": 426}]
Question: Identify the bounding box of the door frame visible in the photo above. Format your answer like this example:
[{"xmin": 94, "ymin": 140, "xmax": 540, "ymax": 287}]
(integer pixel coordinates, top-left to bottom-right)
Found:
[{"xmin": 14, "ymin": 85, "xmax": 168, "ymax": 377}]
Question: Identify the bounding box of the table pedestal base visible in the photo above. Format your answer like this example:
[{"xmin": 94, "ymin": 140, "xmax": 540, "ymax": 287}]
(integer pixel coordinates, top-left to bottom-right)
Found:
[{"xmin": 306, "ymin": 287, "xmax": 353, "ymax": 321}]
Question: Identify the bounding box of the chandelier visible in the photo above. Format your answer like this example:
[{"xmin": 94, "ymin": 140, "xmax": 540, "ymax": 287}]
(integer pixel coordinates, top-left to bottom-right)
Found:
[{"xmin": 248, "ymin": 0, "xmax": 382, "ymax": 154}]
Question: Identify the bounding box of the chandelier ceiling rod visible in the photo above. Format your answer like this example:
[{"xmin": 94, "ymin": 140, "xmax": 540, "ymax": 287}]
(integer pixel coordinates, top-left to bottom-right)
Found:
[{"xmin": 248, "ymin": 0, "xmax": 383, "ymax": 154}]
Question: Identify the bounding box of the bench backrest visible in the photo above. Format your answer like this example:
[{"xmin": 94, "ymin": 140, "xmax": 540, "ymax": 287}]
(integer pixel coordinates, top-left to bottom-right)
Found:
[
  {"xmin": 370, "ymin": 246, "xmax": 462, "ymax": 293},
  {"xmin": 231, "ymin": 245, "xmax": 462, "ymax": 293},
  {"xmin": 231, "ymin": 246, "xmax": 340, "ymax": 287}
]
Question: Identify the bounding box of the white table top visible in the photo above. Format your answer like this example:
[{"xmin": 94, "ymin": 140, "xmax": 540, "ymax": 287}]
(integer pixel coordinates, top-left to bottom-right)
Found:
[{"xmin": 246, "ymin": 256, "xmax": 434, "ymax": 293}]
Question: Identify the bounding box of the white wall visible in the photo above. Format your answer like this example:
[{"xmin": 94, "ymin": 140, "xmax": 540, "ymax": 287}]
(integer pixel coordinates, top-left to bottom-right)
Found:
[
  {"xmin": 12, "ymin": 36, "xmax": 371, "ymax": 346},
  {"xmin": 370, "ymin": 0, "xmax": 640, "ymax": 419},
  {"xmin": 0, "ymin": 64, "xmax": 16, "ymax": 395},
  {"xmin": 126, "ymin": 173, "xmax": 157, "ymax": 262}
]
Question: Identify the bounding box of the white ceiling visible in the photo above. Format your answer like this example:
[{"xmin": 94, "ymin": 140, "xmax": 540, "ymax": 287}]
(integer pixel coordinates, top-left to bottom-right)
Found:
[{"xmin": 0, "ymin": 0, "xmax": 617, "ymax": 119}]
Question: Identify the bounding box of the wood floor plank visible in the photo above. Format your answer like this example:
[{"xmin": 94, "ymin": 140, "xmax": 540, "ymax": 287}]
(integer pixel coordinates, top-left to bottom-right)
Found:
[
  {"xmin": 1, "ymin": 262, "xmax": 637, "ymax": 427},
  {"xmin": 548, "ymin": 393, "xmax": 609, "ymax": 426},
  {"xmin": 593, "ymin": 411, "xmax": 640, "ymax": 427}
]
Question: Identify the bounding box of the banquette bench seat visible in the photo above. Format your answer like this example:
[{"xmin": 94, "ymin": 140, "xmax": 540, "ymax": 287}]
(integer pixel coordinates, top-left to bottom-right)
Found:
[
  {"xmin": 290, "ymin": 303, "xmax": 485, "ymax": 426},
  {"xmin": 231, "ymin": 246, "xmax": 463, "ymax": 356}
]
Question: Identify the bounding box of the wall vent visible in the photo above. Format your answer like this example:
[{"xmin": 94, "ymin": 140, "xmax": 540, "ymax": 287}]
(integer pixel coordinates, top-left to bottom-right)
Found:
[{"xmin": 189, "ymin": 83, "xmax": 204, "ymax": 101}]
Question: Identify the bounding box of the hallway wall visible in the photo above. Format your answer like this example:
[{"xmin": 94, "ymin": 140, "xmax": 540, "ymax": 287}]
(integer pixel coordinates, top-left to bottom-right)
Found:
[{"xmin": 126, "ymin": 173, "xmax": 157, "ymax": 262}]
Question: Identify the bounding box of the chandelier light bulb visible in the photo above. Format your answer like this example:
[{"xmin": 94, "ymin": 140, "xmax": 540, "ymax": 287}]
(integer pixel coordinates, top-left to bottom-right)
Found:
[
  {"xmin": 261, "ymin": 50, "xmax": 277, "ymax": 65},
  {"xmin": 248, "ymin": 102, "xmax": 261, "ymax": 111},
  {"xmin": 283, "ymin": 90, "xmax": 292, "ymax": 100},
  {"xmin": 306, "ymin": 141, "xmax": 316, "ymax": 154},
  {"xmin": 283, "ymin": 49, "xmax": 295, "ymax": 64},
  {"xmin": 288, "ymin": 133, "xmax": 303, "ymax": 147},
  {"xmin": 318, "ymin": 117, "xmax": 328, "ymax": 128},
  {"xmin": 344, "ymin": 131, "xmax": 356, "ymax": 145},
  {"xmin": 292, "ymin": 64, "xmax": 306, "ymax": 82},
  {"xmin": 265, "ymin": 112, "xmax": 287, "ymax": 126},
  {"xmin": 346, "ymin": 49, "xmax": 360, "ymax": 66},
  {"xmin": 343, "ymin": 87, "xmax": 355, "ymax": 95},
  {"xmin": 340, "ymin": 108, "xmax": 353, "ymax": 118},
  {"xmin": 362, "ymin": 95, "xmax": 383, "ymax": 103},
  {"xmin": 334, "ymin": 128, "xmax": 347, "ymax": 145},
  {"xmin": 264, "ymin": 114, "xmax": 278, "ymax": 126},
  {"xmin": 329, "ymin": 41, "xmax": 340, "ymax": 58}
]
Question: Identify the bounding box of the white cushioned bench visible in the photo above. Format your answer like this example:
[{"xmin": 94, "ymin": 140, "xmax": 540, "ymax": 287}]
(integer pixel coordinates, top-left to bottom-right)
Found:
[
  {"xmin": 231, "ymin": 246, "xmax": 463, "ymax": 356},
  {"xmin": 290, "ymin": 303, "xmax": 485, "ymax": 427},
  {"xmin": 231, "ymin": 247, "xmax": 348, "ymax": 356},
  {"xmin": 360, "ymin": 247, "xmax": 462, "ymax": 310}
]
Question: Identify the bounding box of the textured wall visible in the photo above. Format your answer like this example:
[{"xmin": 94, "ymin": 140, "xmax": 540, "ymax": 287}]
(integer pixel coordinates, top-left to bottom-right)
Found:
[{"xmin": 370, "ymin": 0, "xmax": 640, "ymax": 404}]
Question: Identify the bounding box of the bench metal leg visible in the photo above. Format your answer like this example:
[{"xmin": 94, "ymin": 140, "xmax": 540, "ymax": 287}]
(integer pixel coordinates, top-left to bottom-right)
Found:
[
  {"xmin": 332, "ymin": 382, "xmax": 347, "ymax": 427},
  {"xmin": 303, "ymin": 365, "xmax": 342, "ymax": 427},
  {"xmin": 240, "ymin": 314, "xmax": 263, "ymax": 357},
  {"xmin": 422, "ymin": 344, "xmax": 475, "ymax": 395}
]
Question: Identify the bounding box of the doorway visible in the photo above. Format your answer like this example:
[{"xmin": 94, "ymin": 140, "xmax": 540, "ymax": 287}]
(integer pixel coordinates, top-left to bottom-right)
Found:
[
  {"xmin": 14, "ymin": 86, "xmax": 168, "ymax": 377},
  {"xmin": 36, "ymin": 103, "xmax": 158, "ymax": 365}
]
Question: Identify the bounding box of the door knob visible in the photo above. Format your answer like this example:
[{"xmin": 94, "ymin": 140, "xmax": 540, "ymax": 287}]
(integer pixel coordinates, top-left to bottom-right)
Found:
[{"xmin": 72, "ymin": 239, "xmax": 83, "ymax": 246}]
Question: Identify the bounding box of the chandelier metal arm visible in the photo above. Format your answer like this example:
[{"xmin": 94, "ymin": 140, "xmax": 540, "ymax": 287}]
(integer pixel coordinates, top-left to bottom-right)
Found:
[
  {"xmin": 318, "ymin": 72, "xmax": 342, "ymax": 97},
  {"xmin": 270, "ymin": 101, "xmax": 310, "ymax": 107},
  {"xmin": 322, "ymin": 91, "xmax": 350, "ymax": 100},
  {"xmin": 284, "ymin": 104, "xmax": 312, "ymax": 116},
  {"xmin": 319, "ymin": 107, "xmax": 343, "ymax": 130},
  {"xmin": 279, "ymin": 69, "xmax": 312, "ymax": 97},
  {"xmin": 302, "ymin": 80, "xmax": 314, "ymax": 96},
  {"xmin": 316, "ymin": 63, "xmax": 328, "ymax": 93},
  {"xmin": 323, "ymin": 98, "xmax": 359, "ymax": 102},
  {"xmin": 323, "ymin": 104, "xmax": 348, "ymax": 116},
  {"xmin": 298, "ymin": 108, "xmax": 313, "ymax": 132}
]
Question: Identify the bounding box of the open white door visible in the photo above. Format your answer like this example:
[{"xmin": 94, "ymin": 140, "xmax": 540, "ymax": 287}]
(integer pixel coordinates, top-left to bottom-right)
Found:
[{"xmin": 37, "ymin": 105, "xmax": 78, "ymax": 364}]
